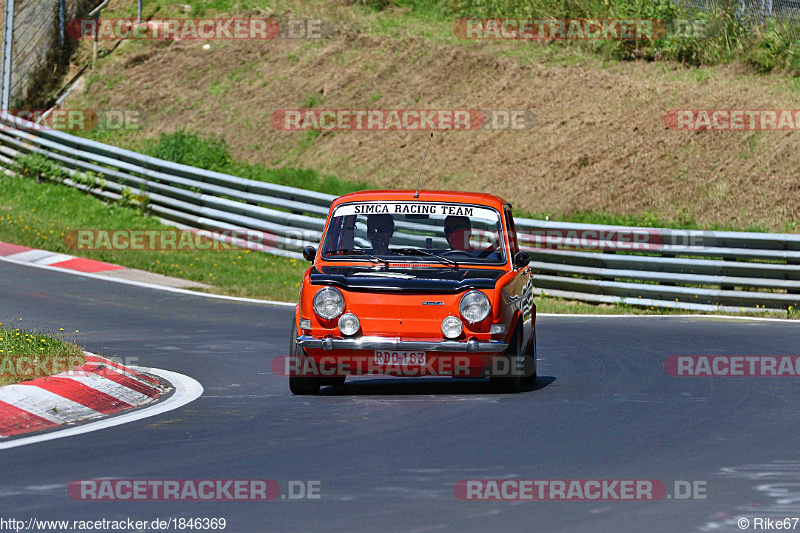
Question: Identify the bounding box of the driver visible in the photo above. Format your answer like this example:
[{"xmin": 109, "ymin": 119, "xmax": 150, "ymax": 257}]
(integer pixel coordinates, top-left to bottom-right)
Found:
[
  {"xmin": 443, "ymin": 215, "xmax": 473, "ymax": 252},
  {"xmin": 367, "ymin": 214, "xmax": 394, "ymax": 254}
]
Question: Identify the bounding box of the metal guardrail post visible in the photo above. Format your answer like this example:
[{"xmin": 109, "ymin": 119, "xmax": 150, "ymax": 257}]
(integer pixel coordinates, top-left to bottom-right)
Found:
[
  {"xmin": 88, "ymin": 0, "xmax": 110, "ymax": 69},
  {"xmin": 58, "ymin": 0, "xmax": 66, "ymax": 48},
  {"xmin": 1, "ymin": 0, "xmax": 14, "ymax": 112},
  {"xmin": 92, "ymin": 16, "xmax": 98, "ymax": 68}
]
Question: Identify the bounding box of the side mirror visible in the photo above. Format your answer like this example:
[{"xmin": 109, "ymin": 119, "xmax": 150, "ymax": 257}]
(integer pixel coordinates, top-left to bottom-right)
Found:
[
  {"xmin": 303, "ymin": 246, "xmax": 316, "ymax": 262},
  {"xmin": 513, "ymin": 251, "xmax": 530, "ymax": 269}
]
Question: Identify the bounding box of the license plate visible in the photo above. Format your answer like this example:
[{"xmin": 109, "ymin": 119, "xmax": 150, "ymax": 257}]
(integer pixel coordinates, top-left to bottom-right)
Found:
[{"xmin": 374, "ymin": 350, "xmax": 427, "ymax": 366}]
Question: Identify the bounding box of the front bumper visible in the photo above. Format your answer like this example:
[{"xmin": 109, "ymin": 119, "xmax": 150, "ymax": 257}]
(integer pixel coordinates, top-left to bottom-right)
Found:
[{"xmin": 296, "ymin": 335, "xmax": 508, "ymax": 353}]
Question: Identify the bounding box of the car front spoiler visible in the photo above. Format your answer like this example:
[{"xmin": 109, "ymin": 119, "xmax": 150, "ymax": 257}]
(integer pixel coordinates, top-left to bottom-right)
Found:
[{"xmin": 296, "ymin": 335, "xmax": 508, "ymax": 353}]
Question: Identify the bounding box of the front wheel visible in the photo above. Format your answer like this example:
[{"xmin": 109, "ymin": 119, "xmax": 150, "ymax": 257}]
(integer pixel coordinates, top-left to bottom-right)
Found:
[
  {"xmin": 521, "ymin": 330, "xmax": 537, "ymax": 385},
  {"xmin": 490, "ymin": 329, "xmax": 523, "ymax": 394},
  {"xmin": 288, "ymin": 318, "xmax": 320, "ymax": 395}
]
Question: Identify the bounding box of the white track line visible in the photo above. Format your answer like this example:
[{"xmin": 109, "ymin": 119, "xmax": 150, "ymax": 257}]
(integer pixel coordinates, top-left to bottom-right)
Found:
[
  {"xmin": 2, "ymin": 254, "xmax": 798, "ymax": 322},
  {"xmin": 34, "ymin": 253, "xmax": 78, "ymax": 265},
  {"xmin": 0, "ymin": 255, "xmax": 293, "ymax": 307},
  {"xmin": 6, "ymin": 250, "xmax": 60, "ymax": 263},
  {"xmin": 0, "ymin": 367, "xmax": 203, "ymax": 450},
  {"xmin": 536, "ymin": 313, "xmax": 798, "ymax": 322}
]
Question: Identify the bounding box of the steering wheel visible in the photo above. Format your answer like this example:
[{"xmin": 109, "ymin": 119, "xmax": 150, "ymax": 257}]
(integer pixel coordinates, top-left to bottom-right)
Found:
[{"xmin": 476, "ymin": 241, "xmax": 500, "ymax": 259}]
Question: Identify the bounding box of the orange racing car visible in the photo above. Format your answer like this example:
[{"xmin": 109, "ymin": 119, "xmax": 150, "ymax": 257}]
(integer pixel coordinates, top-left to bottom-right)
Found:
[{"xmin": 289, "ymin": 189, "xmax": 536, "ymax": 394}]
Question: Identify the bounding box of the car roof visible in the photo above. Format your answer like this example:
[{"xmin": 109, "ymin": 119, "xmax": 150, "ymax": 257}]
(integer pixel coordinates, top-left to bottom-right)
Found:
[{"xmin": 330, "ymin": 190, "xmax": 509, "ymax": 210}]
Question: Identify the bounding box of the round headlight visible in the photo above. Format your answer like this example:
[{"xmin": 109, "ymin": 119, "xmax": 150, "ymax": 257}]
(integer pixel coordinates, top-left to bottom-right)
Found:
[
  {"xmin": 313, "ymin": 287, "xmax": 345, "ymax": 320},
  {"xmin": 338, "ymin": 312, "xmax": 360, "ymax": 336},
  {"xmin": 459, "ymin": 290, "xmax": 491, "ymax": 323},
  {"xmin": 441, "ymin": 316, "xmax": 463, "ymax": 339}
]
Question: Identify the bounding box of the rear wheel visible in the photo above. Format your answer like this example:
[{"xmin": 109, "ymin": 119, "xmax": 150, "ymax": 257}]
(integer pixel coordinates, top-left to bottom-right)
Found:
[
  {"xmin": 289, "ymin": 318, "xmax": 320, "ymax": 395},
  {"xmin": 490, "ymin": 328, "xmax": 523, "ymax": 394}
]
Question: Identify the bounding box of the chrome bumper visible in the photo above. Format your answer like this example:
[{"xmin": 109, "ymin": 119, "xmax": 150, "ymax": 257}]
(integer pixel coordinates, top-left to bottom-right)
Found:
[{"xmin": 296, "ymin": 335, "xmax": 508, "ymax": 353}]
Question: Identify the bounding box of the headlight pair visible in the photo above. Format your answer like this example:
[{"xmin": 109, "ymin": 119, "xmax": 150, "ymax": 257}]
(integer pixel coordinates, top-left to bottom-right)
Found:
[
  {"xmin": 312, "ymin": 287, "xmax": 359, "ymax": 336},
  {"xmin": 443, "ymin": 290, "xmax": 491, "ymax": 339},
  {"xmin": 312, "ymin": 287, "xmax": 491, "ymax": 339}
]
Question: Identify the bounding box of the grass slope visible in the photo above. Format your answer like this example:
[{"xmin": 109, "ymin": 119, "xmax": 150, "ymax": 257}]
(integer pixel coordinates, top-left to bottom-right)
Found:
[
  {"xmin": 0, "ymin": 325, "xmax": 85, "ymax": 387},
  {"xmin": 61, "ymin": 0, "xmax": 800, "ymax": 232}
]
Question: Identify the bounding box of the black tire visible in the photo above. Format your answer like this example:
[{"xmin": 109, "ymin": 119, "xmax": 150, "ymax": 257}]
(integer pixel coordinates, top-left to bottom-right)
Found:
[
  {"xmin": 490, "ymin": 328, "xmax": 523, "ymax": 394},
  {"xmin": 321, "ymin": 376, "xmax": 346, "ymax": 387},
  {"xmin": 521, "ymin": 330, "xmax": 537, "ymax": 385},
  {"xmin": 289, "ymin": 318, "xmax": 320, "ymax": 396}
]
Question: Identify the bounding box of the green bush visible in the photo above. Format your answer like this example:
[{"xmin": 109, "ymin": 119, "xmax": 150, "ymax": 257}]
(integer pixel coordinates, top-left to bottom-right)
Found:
[
  {"xmin": 746, "ymin": 21, "xmax": 800, "ymax": 74},
  {"xmin": 390, "ymin": 0, "xmax": 800, "ymax": 73},
  {"xmin": 144, "ymin": 131, "xmax": 369, "ymax": 196},
  {"xmin": 120, "ymin": 186, "xmax": 151, "ymax": 215},
  {"xmin": 429, "ymin": 0, "xmax": 607, "ymax": 18},
  {"xmin": 13, "ymin": 153, "xmax": 68, "ymax": 182},
  {"xmin": 349, "ymin": 0, "xmax": 396, "ymax": 12},
  {"xmin": 148, "ymin": 130, "xmax": 232, "ymax": 172}
]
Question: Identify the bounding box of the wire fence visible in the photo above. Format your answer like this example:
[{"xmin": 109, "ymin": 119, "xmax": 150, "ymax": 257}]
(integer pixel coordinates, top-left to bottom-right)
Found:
[
  {"xmin": 681, "ymin": 0, "xmax": 800, "ymax": 22},
  {"xmin": 0, "ymin": 0, "xmax": 102, "ymax": 110}
]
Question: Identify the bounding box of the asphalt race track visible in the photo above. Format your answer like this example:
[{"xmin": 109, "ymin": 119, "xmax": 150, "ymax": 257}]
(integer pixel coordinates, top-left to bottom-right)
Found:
[{"xmin": 2, "ymin": 260, "xmax": 800, "ymax": 533}]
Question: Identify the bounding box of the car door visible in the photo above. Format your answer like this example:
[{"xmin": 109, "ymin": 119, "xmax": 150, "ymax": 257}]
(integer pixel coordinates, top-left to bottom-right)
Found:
[{"xmin": 504, "ymin": 204, "xmax": 534, "ymax": 349}]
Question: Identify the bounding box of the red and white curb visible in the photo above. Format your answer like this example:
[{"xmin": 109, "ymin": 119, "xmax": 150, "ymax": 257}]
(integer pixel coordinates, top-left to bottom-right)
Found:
[
  {"xmin": 0, "ymin": 354, "xmax": 167, "ymax": 438},
  {"xmin": 0, "ymin": 366, "xmax": 202, "ymax": 450},
  {"xmin": 0, "ymin": 353, "xmax": 203, "ymax": 449},
  {"xmin": 0, "ymin": 242, "xmax": 124, "ymax": 274}
]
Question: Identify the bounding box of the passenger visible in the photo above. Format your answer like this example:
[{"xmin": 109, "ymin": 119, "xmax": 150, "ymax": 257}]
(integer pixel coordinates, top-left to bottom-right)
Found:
[
  {"xmin": 443, "ymin": 215, "xmax": 473, "ymax": 251},
  {"xmin": 367, "ymin": 214, "xmax": 394, "ymax": 254}
]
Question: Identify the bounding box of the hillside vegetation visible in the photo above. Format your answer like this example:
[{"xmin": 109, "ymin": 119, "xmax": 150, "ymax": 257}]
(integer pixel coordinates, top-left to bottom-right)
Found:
[{"xmin": 58, "ymin": 0, "xmax": 800, "ymax": 231}]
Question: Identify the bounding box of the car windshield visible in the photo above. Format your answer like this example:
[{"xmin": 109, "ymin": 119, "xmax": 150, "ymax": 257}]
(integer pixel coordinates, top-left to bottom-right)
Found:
[{"xmin": 321, "ymin": 201, "xmax": 506, "ymax": 264}]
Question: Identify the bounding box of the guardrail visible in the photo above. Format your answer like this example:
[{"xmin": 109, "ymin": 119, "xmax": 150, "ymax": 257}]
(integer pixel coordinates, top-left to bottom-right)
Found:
[{"xmin": 0, "ymin": 111, "xmax": 798, "ymax": 314}]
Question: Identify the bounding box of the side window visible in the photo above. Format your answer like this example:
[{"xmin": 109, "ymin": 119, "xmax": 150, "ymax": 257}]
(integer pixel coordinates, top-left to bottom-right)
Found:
[
  {"xmin": 340, "ymin": 215, "xmax": 356, "ymax": 249},
  {"xmin": 505, "ymin": 205, "xmax": 519, "ymax": 258},
  {"xmin": 323, "ymin": 216, "xmax": 342, "ymax": 254}
]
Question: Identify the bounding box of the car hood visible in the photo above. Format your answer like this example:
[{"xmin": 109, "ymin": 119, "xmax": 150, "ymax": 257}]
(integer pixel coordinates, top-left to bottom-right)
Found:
[{"xmin": 309, "ymin": 266, "xmax": 505, "ymax": 293}]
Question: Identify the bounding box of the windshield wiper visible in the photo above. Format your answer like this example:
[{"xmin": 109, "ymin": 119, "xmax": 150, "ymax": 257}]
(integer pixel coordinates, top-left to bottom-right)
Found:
[
  {"xmin": 330, "ymin": 249, "xmax": 389, "ymax": 269},
  {"xmin": 392, "ymin": 247, "xmax": 459, "ymax": 269}
]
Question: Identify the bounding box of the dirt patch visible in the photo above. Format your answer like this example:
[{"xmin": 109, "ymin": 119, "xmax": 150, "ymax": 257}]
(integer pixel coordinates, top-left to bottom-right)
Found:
[{"xmin": 67, "ymin": 29, "xmax": 800, "ymax": 231}]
